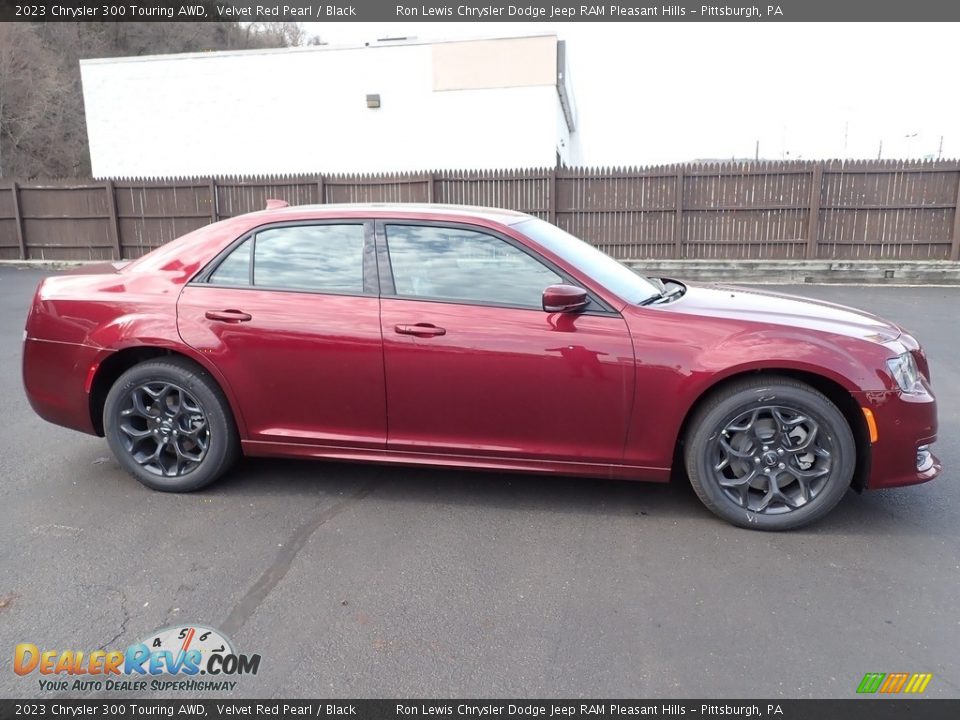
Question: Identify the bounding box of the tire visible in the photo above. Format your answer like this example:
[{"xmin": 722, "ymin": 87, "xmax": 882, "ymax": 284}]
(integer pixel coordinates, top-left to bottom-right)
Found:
[
  {"xmin": 684, "ymin": 376, "xmax": 855, "ymax": 531},
  {"xmin": 103, "ymin": 357, "xmax": 240, "ymax": 492}
]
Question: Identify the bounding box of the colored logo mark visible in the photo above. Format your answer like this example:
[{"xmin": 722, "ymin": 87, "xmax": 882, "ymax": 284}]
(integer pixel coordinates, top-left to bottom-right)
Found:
[{"xmin": 857, "ymin": 672, "xmax": 933, "ymax": 694}]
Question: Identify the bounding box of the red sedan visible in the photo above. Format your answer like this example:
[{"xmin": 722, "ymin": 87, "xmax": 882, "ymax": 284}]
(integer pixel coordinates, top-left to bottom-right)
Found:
[{"xmin": 22, "ymin": 203, "xmax": 940, "ymax": 530}]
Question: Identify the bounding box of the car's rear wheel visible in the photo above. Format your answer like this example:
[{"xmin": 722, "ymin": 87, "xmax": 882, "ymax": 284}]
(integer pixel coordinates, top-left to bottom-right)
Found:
[
  {"xmin": 104, "ymin": 357, "xmax": 239, "ymax": 492},
  {"xmin": 684, "ymin": 376, "xmax": 855, "ymax": 530}
]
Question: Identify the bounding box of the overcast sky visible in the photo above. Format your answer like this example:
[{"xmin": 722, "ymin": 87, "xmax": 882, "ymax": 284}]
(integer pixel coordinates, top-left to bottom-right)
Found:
[{"xmin": 301, "ymin": 22, "xmax": 957, "ymax": 165}]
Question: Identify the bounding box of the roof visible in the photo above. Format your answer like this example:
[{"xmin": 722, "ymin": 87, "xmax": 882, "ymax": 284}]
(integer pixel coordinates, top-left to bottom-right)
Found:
[
  {"xmin": 254, "ymin": 203, "xmax": 533, "ymax": 225},
  {"xmin": 78, "ymin": 33, "xmax": 557, "ymax": 66}
]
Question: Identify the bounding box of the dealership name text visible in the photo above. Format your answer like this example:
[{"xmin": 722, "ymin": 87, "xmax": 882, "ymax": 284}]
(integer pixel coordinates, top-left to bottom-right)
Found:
[
  {"xmin": 394, "ymin": 5, "xmax": 783, "ymax": 18},
  {"xmin": 396, "ymin": 705, "xmax": 782, "ymax": 717}
]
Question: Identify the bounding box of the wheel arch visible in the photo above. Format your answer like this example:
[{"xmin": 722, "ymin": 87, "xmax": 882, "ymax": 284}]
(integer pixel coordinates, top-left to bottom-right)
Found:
[
  {"xmin": 88, "ymin": 345, "xmax": 247, "ymax": 439},
  {"xmin": 672, "ymin": 368, "xmax": 871, "ymax": 493}
]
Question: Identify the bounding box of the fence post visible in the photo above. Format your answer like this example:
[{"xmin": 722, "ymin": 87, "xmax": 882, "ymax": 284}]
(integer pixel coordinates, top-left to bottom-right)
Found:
[
  {"xmin": 104, "ymin": 180, "xmax": 122, "ymax": 260},
  {"xmin": 208, "ymin": 178, "xmax": 218, "ymax": 223},
  {"xmin": 11, "ymin": 181, "xmax": 26, "ymax": 260},
  {"xmin": 426, "ymin": 171, "xmax": 434, "ymax": 203},
  {"xmin": 951, "ymin": 170, "xmax": 960, "ymax": 262},
  {"xmin": 548, "ymin": 169, "xmax": 557, "ymax": 224},
  {"xmin": 673, "ymin": 169, "xmax": 684, "ymax": 257},
  {"xmin": 806, "ymin": 164, "xmax": 823, "ymax": 259},
  {"xmin": 316, "ymin": 175, "xmax": 325, "ymax": 204}
]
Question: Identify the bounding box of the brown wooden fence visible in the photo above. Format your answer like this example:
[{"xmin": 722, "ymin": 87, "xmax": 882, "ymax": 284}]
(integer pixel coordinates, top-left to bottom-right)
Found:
[{"xmin": 2, "ymin": 159, "xmax": 959, "ymax": 262}]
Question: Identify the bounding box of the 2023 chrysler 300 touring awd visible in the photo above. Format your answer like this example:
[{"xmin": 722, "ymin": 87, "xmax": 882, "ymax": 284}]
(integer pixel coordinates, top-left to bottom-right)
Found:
[{"xmin": 23, "ymin": 203, "xmax": 940, "ymax": 529}]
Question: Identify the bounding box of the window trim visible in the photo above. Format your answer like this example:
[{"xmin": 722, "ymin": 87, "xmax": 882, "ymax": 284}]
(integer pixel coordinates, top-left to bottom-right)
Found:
[
  {"xmin": 375, "ymin": 219, "xmax": 618, "ymax": 316},
  {"xmin": 191, "ymin": 220, "xmax": 378, "ymax": 298}
]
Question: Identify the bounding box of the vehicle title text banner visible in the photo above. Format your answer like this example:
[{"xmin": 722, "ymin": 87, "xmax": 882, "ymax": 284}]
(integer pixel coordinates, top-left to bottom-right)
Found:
[{"xmin": 2, "ymin": 0, "xmax": 960, "ymax": 22}]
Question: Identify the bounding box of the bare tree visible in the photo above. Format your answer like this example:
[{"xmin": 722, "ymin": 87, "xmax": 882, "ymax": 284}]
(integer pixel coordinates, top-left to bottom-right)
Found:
[
  {"xmin": 0, "ymin": 24, "xmax": 85, "ymax": 177},
  {"xmin": 246, "ymin": 22, "xmax": 308, "ymax": 48},
  {"xmin": 0, "ymin": 20, "xmax": 304, "ymax": 178}
]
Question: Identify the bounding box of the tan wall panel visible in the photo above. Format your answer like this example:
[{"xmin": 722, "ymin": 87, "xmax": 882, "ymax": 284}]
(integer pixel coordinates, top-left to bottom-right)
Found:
[{"xmin": 433, "ymin": 36, "xmax": 556, "ymax": 91}]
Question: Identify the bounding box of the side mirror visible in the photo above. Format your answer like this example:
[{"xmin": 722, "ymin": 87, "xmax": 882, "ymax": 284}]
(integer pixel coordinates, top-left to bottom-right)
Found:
[{"xmin": 542, "ymin": 284, "xmax": 589, "ymax": 313}]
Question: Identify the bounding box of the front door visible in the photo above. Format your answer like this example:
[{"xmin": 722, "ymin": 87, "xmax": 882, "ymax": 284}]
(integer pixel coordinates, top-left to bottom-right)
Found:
[{"xmin": 378, "ymin": 222, "xmax": 635, "ymax": 465}]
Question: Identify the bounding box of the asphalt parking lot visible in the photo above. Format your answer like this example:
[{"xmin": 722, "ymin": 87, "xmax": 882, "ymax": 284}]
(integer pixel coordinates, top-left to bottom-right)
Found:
[{"xmin": 1, "ymin": 266, "xmax": 958, "ymax": 699}]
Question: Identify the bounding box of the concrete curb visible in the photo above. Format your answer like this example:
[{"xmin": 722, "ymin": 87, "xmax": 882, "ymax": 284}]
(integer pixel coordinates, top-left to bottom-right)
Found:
[
  {"xmin": 0, "ymin": 260, "xmax": 93, "ymax": 270},
  {"xmin": 622, "ymin": 260, "xmax": 960, "ymax": 285}
]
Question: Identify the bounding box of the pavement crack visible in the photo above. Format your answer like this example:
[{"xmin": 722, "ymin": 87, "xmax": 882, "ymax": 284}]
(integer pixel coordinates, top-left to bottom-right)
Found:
[
  {"xmin": 220, "ymin": 481, "xmax": 376, "ymax": 637},
  {"xmin": 97, "ymin": 588, "xmax": 130, "ymax": 651}
]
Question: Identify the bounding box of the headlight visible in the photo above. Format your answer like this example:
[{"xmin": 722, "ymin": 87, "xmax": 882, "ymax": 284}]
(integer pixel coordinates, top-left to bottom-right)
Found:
[{"xmin": 886, "ymin": 352, "xmax": 920, "ymax": 393}]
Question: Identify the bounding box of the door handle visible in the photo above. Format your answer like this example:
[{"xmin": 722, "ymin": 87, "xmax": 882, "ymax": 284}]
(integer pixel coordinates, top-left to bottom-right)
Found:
[
  {"xmin": 205, "ymin": 309, "xmax": 252, "ymax": 322},
  {"xmin": 394, "ymin": 323, "xmax": 446, "ymax": 337}
]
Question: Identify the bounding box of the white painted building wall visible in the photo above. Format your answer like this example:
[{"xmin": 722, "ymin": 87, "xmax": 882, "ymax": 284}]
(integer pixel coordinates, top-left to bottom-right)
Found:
[{"xmin": 80, "ymin": 35, "xmax": 579, "ymax": 178}]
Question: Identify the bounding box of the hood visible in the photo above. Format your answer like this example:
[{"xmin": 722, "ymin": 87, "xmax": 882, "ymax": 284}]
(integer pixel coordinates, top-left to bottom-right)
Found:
[{"xmin": 662, "ymin": 283, "xmax": 902, "ymax": 344}]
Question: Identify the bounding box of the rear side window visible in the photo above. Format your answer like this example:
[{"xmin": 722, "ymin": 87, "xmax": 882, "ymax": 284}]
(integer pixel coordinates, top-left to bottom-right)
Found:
[
  {"xmin": 208, "ymin": 224, "xmax": 365, "ymax": 295},
  {"xmin": 209, "ymin": 238, "xmax": 251, "ymax": 286},
  {"xmin": 385, "ymin": 224, "xmax": 561, "ymax": 309}
]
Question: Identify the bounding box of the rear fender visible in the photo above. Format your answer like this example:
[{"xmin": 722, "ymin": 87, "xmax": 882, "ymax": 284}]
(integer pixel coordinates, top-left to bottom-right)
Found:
[{"xmin": 85, "ymin": 313, "xmax": 249, "ymax": 438}]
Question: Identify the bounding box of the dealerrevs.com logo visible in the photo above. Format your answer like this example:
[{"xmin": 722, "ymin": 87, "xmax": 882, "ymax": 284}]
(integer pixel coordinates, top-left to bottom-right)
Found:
[{"xmin": 14, "ymin": 625, "xmax": 260, "ymax": 692}]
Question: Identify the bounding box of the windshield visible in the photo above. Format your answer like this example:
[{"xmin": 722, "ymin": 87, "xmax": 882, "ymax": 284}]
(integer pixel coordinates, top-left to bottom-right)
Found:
[{"xmin": 514, "ymin": 218, "xmax": 660, "ymax": 305}]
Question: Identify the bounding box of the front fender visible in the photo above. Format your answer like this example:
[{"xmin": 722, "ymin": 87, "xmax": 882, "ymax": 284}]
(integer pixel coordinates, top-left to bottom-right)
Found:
[
  {"xmin": 621, "ymin": 319, "xmax": 890, "ymax": 469},
  {"xmin": 693, "ymin": 327, "xmax": 885, "ymax": 394}
]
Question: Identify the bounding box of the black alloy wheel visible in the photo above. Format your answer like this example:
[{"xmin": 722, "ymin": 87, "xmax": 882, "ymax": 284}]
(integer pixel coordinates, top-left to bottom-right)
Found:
[
  {"xmin": 104, "ymin": 358, "xmax": 239, "ymax": 492},
  {"xmin": 684, "ymin": 376, "xmax": 855, "ymax": 530},
  {"xmin": 117, "ymin": 381, "xmax": 210, "ymax": 478}
]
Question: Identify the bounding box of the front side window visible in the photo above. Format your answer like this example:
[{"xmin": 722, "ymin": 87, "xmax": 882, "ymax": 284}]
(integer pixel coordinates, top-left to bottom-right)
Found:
[
  {"xmin": 385, "ymin": 225, "xmax": 561, "ymax": 309},
  {"xmin": 207, "ymin": 224, "xmax": 365, "ymax": 294},
  {"xmin": 514, "ymin": 218, "xmax": 660, "ymax": 305}
]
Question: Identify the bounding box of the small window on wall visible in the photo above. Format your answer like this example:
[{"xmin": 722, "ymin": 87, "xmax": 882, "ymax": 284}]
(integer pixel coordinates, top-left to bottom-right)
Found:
[{"xmin": 385, "ymin": 224, "xmax": 561, "ymax": 309}]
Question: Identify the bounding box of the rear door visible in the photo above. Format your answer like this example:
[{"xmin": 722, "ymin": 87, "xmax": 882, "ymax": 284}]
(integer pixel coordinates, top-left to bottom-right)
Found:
[
  {"xmin": 377, "ymin": 221, "xmax": 635, "ymax": 465},
  {"xmin": 177, "ymin": 221, "xmax": 386, "ymax": 449}
]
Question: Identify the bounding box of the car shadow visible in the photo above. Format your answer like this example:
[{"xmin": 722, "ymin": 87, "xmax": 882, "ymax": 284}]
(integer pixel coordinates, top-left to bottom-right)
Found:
[
  {"xmin": 183, "ymin": 455, "xmax": 945, "ymax": 537},
  {"xmin": 203, "ymin": 455, "xmax": 712, "ymax": 523}
]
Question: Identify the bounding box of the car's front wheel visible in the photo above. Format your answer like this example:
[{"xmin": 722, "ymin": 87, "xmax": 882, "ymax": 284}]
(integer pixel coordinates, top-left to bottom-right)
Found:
[
  {"xmin": 103, "ymin": 357, "xmax": 240, "ymax": 492},
  {"xmin": 684, "ymin": 377, "xmax": 855, "ymax": 530}
]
